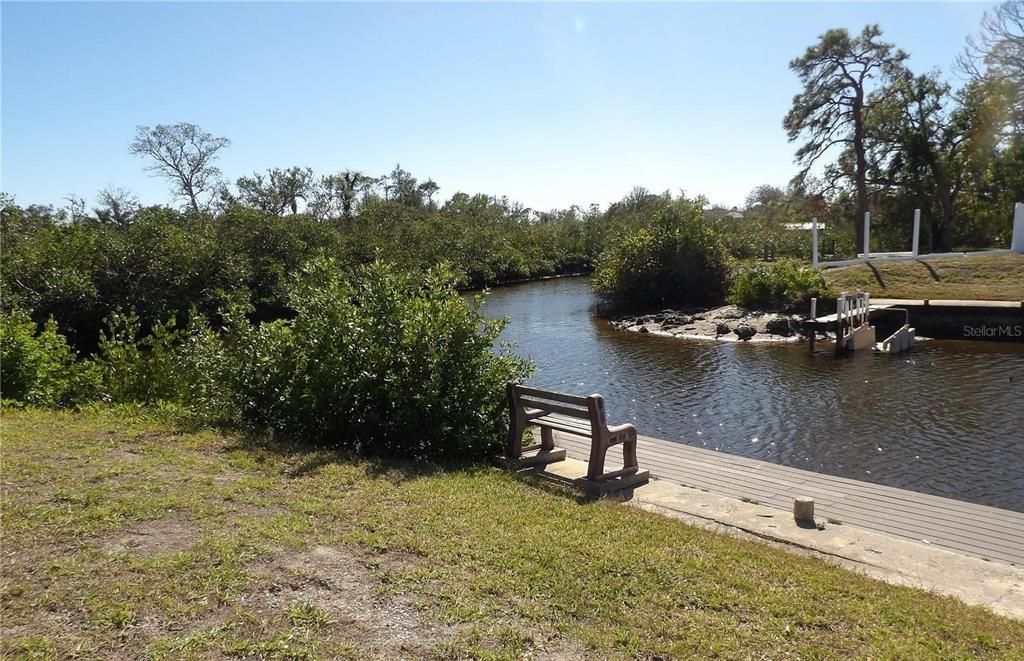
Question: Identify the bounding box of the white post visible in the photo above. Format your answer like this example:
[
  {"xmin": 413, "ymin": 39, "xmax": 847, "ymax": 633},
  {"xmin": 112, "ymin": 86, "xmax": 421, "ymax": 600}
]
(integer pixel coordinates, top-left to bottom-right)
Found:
[
  {"xmin": 912, "ymin": 208, "xmax": 921, "ymax": 257},
  {"xmin": 863, "ymin": 212, "xmax": 871, "ymax": 261},
  {"xmin": 811, "ymin": 217, "xmax": 819, "ymax": 266},
  {"xmin": 841, "ymin": 294, "xmax": 848, "ymax": 350},
  {"xmin": 842, "ymin": 292, "xmax": 850, "ymax": 342},
  {"xmin": 1012, "ymin": 203, "xmax": 1024, "ymax": 253},
  {"xmin": 810, "ymin": 297, "xmax": 817, "ymax": 320}
]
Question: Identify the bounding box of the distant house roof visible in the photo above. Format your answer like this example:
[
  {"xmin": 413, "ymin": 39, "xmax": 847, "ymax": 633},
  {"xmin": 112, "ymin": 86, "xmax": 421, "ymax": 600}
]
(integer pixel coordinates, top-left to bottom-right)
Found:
[{"xmin": 725, "ymin": 210, "xmax": 744, "ymax": 219}]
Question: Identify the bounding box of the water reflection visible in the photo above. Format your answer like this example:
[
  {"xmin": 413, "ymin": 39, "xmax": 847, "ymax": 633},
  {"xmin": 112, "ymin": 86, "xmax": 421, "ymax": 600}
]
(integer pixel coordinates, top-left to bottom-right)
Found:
[{"xmin": 477, "ymin": 277, "xmax": 1024, "ymax": 511}]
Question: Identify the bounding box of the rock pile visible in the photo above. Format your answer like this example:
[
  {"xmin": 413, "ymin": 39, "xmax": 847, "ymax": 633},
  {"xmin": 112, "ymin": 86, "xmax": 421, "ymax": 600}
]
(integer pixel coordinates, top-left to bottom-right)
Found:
[{"xmin": 609, "ymin": 305, "xmax": 805, "ymax": 343}]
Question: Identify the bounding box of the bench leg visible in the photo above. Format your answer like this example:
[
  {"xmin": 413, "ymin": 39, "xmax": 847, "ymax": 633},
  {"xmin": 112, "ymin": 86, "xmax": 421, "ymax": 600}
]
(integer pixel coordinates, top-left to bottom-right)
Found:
[
  {"xmin": 540, "ymin": 426, "xmax": 555, "ymax": 452},
  {"xmin": 507, "ymin": 420, "xmax": 526, "ymax": 459},
  {"xmin": 622, "ymin": 434, "xmax": 638, "ymax": 470},
  {"xmin": 576, "ymin": 422, "xmax": 649, "ymax": 494},
  {"xmin": 506, "ymin": 384, "xmax": 526, "ymax": 458},
  {"xmin": 587, "ymin": 438, "xmax": 608, "ymax": 480}
]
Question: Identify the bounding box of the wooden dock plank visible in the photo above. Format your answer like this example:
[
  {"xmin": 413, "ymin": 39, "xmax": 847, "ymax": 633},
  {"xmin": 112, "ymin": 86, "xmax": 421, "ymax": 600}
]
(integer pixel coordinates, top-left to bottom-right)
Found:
[
  {"xmin": 553, "ymin": 432, "xmax": 1024, "ymax": 566},
  {"xmin": 633, "ymin": 435, "xmax": 1020, "ymax": 526},
  {"xmin": 633, "ymin": 438, "xmax": 1024, "ymax": 539},
  {"xmin": 597, "ymin": 447, "xmax": 1023, "ymax": 549}
]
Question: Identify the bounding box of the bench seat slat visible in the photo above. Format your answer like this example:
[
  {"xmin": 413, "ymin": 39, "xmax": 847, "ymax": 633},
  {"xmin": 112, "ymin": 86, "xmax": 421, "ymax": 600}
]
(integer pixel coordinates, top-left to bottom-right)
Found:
[
  {"xmin": 517, "ymin": 397, "xmax": 589, "ymax": 419},
  {"xmin": 513, "ymin": 385, "xmax": 590, "ymax": 406},
  {"xmin": 530, "ymin": 414, "xmax": 594, "ymax": 437},
  {"xmin": 537, "ymin": 413, "xmax": 592, "ymax": 431}
]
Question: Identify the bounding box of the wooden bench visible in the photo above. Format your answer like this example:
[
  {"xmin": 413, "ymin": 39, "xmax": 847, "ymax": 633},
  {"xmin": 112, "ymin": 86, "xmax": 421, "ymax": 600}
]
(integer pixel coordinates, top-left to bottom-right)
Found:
[{"xmin": 505, "ymin": 383, "xmax": 650, "ymax": 493}]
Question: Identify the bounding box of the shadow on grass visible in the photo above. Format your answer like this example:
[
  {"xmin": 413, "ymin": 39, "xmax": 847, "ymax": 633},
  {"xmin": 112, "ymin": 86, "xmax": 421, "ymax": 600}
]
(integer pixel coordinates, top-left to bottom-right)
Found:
[
  {"xmin": 513, "ymin": 462, "xmax": 639, "ymax": 505},
  {"xmin": 917, "ymin": 259, "xmax": 942, "ymax": 282},
  {"xmin": 95, "ymin": 403, "xmax": 613, "ymax": 503},
  {"xmin": 217, "ymin": 424, "xmax": 637, "ymax": 506},
  {"xmin": 866, "ymin": 262, "xmax": 886, "ymax": 289},
  {"xmin": 219, "ymin": 427, "xmax": 498, "ymax": 484}
]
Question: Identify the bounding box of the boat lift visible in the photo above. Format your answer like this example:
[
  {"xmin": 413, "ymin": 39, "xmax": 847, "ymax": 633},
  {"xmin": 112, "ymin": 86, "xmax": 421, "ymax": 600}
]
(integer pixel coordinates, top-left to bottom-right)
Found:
[{"xmin": 805, "ymin": 291, "xmax": 915, "ymax": 356}]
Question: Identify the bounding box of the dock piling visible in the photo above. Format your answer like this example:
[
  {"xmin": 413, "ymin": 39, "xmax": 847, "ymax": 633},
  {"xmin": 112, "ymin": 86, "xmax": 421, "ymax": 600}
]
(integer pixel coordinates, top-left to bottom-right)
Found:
[{"xmin": 809, "ymin": 298, "xmax": 817, "ymax": 354}]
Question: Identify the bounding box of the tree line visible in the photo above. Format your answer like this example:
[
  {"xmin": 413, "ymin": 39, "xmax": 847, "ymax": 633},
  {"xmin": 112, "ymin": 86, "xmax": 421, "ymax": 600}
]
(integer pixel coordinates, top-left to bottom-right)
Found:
[
  {"xmin": 785, "ymin": 2, "xmax": 1023, "ymax": 253},
  {"xmin": 3, "ymin": 3, "xmax": 1022, "ymax": 353}
]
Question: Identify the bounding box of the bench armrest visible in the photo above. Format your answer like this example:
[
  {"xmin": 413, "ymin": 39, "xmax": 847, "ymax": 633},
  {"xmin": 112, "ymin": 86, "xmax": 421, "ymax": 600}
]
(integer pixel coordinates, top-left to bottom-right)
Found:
[{"xmin": 607, "ymin": 423, "xmax": 636, "ymax": 437}]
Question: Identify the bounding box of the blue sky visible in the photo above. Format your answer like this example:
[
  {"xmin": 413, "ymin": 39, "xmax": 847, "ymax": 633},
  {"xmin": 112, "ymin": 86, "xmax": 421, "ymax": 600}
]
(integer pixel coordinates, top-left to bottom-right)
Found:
[{"xmin": 2, "ymin": 2, "xmax": 995, "ymax": 211}]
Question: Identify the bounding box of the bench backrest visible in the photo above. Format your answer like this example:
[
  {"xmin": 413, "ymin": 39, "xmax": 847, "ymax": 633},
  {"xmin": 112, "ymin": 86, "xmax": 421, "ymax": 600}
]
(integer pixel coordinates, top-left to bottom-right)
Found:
[{"xmin": 507, "ymin": 383, "xmax": 607, "ymax": 427}]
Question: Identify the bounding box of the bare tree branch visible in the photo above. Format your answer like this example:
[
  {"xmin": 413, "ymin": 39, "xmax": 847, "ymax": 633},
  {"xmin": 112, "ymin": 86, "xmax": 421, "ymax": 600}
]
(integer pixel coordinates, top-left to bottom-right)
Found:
[{"xmin": 129, "ymin": 123, "xmax": 230, "ymax": 213}]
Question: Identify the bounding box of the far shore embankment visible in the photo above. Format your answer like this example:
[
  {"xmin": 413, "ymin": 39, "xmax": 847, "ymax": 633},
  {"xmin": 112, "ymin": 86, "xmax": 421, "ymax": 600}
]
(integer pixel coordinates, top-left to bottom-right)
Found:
[
  {"xmin": 461, "ymin": 270, "xmax": 591, "ymax": 292},
  {"xmin": 608, "ymin": 299, "xmax": 1024, "ymax": 343}
]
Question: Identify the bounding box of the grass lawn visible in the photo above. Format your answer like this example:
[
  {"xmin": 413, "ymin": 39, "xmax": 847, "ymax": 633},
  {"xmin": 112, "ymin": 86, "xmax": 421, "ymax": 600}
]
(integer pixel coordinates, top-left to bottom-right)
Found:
[
  {"xmin": 3, "ymin": 408, "xmax": 1024, "ymax": 659},
  {"xmin": 823, "ymin": 253, "xmax": 1024, "ymax": 301}
]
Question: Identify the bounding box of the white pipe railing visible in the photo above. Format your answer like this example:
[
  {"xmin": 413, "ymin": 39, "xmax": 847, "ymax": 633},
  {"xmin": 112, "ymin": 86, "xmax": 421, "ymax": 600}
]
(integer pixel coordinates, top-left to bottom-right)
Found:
[{"xmin": 812, "ymin": 204, "xmax": 1022, "ymax": 268}]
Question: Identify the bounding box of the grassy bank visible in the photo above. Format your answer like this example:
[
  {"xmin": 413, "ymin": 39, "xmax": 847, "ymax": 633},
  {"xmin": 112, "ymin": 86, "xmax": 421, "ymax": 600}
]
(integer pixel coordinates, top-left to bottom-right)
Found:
[
  {"xmin": 824, "ymin": 253, "xmax": 1024, "ymax": 301},
  {"xmin": 3, "ymin": 408, "xmax": 1023, "ymax": 659}
]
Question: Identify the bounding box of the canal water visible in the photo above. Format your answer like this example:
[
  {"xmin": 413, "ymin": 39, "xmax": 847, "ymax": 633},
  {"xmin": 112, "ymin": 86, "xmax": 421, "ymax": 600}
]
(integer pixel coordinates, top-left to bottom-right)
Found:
[{"xmin": 477, "ymin": 276, "xmax": 1024, "ymax": 512}]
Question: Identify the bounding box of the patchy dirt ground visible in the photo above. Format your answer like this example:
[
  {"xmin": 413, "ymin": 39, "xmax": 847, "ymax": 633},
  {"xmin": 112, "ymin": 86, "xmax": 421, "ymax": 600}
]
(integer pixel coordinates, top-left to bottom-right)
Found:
[
  {"xmin": 0, "ymin": 414, "xmax": 455, "ymax": 659},
  {"xmin": 103, "ymin": 514, "xmax": 201, "ymax": 558},
  {"xmin": 246, "ymin": 545, "xmax": 453, "ymax": 658},
  {"xmin": 0, "ymin": 410, "xmax": 583, "ymax": 659},
  {"xmin": 4, "ymin": 408, "xmax": 1024, "ymax": 660}
]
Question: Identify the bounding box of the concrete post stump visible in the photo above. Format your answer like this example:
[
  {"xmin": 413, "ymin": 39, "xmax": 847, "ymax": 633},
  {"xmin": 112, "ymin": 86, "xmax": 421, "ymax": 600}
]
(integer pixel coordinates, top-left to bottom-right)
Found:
[{"xmin": 794, "ymin": 497, "xmax": 815, "ymax": 524}]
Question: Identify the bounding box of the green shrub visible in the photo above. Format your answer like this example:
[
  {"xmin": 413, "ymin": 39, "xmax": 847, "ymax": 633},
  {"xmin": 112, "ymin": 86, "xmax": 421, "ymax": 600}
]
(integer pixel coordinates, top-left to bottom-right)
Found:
[
  {"xmin": 222, "ymin": 259, "xmax": 532, "ymax": 459},
  {"xmin": 728, "ymin": 259, "xmax": 828, "ymax": 309},
  {"xmin": 3, "ymin": 259, "xmax": 530, "ymax": 460},
  {"xmin": 170, "ymin": 312, "xmax": 241, "ymax": 425},
  {"xmin": 592, "ymin": 197, "xmax": 731, "ymax": 309},
  {"xmin": 0, "ymin": 310, "xmax": 101, "ymax": 406},
  {"xmin": 94, "ymin": 311, "xmax": 183, "ymax": 404},
  {"xmin": 92, "ymin": 308, "xmax": 244, "ymax": 420},
  {"xmin": 718, "ymin": 221, "xmax": 810, "ymax": 261}
]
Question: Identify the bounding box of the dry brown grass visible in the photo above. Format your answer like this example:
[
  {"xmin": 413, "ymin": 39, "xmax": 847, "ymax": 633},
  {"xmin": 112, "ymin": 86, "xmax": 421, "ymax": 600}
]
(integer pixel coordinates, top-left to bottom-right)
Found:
[{"xmin": 824, "ymin": 253, "xmax": 1024, "ymax": 301}]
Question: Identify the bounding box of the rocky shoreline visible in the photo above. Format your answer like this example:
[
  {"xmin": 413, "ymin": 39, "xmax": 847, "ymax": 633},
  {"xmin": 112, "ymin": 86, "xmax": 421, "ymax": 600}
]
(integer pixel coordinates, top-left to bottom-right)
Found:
[{"xmin": 609, "ymin": 305, "xmax": 808, "ymax": 343}]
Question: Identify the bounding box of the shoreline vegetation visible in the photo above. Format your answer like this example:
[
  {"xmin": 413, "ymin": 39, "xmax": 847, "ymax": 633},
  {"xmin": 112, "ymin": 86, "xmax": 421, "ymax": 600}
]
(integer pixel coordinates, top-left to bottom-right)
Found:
[
  {"xmin": 603, "ymin": 254, "xmax": 1024, "ymax": 344},
  {"xmin": 4, "ymin": 407, "xmax": 1024, "ymax": 659}
]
